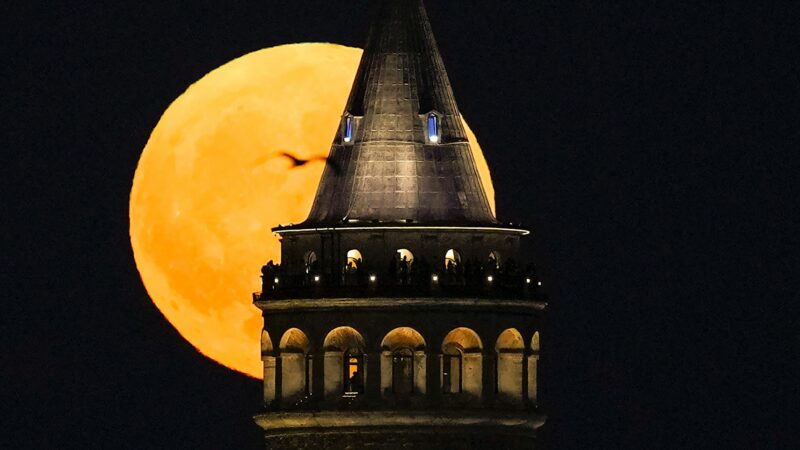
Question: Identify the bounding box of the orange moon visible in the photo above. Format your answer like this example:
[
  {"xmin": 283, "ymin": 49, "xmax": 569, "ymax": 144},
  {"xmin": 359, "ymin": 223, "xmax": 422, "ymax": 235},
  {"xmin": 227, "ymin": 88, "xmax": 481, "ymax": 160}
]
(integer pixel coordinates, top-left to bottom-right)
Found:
[{"xmin": 129, "ymin": 43, "xmax": 495, "ymax": 379}]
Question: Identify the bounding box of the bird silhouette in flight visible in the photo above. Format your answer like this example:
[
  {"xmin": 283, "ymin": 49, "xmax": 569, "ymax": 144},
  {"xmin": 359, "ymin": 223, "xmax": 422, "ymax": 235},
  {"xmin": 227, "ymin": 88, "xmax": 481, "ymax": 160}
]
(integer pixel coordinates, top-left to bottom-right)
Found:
[{"xmin": 279, "ymin": 151, "xmax": 341, "ymax": 175}]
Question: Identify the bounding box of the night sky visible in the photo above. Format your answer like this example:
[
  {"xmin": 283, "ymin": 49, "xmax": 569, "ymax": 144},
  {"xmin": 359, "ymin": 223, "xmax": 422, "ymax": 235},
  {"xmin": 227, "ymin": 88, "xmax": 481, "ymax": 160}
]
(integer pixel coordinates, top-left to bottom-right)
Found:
[{"xmin": 5, "ymin": 1, "xmax": 798, "ymax": 449}]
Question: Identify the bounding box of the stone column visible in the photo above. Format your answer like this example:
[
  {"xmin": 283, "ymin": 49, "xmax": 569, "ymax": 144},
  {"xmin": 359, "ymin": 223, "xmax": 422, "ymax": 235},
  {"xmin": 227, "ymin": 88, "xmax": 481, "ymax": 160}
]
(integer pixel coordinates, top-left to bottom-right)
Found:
[
  {"xmin": 262, "ymin": 356, "xmax": 276, "ymax": 404},
  {"xmin": 527, "ymin": 353, "xmax": 539, "ymax": 405},
  {"xmin": 413, "ymin": 350, "xmax": 427, "ymax": 395},
  {"xmin": 497, "ymin": 352, "xmax": 524, "ymax": 405},
  {"xmin": 481, "ymin": 352, "xmax": 496, "ymax": 406},
  {"xmin": 281, "ymin": 353, "xmax": 305, "ymax": 403},
  {"xmin": 379, "ymin": 351, "xmax": 392, "ymax": 398},
  {"xmin": 366, "ymin": 352, "xmax": 383, "ymax": 400},
  {"xmin": 463, "ymin": 352, "xmax": 483, "ymax": 403},
  {"xmin": 324, "ymin": 351, "xmax": 343, "ymax": 399}
]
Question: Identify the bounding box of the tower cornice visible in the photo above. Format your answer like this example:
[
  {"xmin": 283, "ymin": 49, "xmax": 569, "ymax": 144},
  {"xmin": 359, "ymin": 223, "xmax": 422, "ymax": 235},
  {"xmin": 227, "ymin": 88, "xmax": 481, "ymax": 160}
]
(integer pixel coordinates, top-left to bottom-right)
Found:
[{"xmin": 272, "ymin": 224, "xmax": 530, "ymax": 236}]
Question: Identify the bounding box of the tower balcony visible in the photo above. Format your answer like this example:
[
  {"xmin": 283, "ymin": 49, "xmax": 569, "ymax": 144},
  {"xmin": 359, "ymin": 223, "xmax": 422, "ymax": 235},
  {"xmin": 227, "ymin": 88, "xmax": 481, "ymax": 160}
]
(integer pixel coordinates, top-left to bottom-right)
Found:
[{"xmin": 253, "ymin": 271, "xmax": 546, "ymax": 303}]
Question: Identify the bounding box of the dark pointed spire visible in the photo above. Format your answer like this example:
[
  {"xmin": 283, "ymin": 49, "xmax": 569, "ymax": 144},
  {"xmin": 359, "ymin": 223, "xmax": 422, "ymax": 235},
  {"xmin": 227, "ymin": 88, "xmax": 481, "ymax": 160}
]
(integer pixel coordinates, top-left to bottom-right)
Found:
[{"xmin": 303, "ymin": 0, "xmax": 497, "ymax": 226}]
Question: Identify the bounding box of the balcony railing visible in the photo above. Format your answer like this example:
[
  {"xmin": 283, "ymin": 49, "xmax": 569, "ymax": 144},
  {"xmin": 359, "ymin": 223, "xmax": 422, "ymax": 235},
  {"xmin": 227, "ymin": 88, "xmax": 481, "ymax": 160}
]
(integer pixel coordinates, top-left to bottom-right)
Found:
[{"xmin": 253, "ymin": 271, "xmax": 545, "ymax": 302}]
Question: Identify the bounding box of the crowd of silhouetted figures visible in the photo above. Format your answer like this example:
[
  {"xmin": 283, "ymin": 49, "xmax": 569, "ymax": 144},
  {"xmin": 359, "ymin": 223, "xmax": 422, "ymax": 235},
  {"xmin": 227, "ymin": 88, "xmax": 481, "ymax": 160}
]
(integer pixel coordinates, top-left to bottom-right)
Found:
[{"xmin": 258, "ymin": 256, "xmax": 544, "ymax": 301}]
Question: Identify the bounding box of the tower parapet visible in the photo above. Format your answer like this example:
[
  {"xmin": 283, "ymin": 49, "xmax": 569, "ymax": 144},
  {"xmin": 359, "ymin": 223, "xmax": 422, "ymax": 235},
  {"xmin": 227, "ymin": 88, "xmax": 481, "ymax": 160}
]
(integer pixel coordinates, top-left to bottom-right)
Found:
[{"xmin": 254, "ymin": 1, "xmax": 547, "ymax": 448}]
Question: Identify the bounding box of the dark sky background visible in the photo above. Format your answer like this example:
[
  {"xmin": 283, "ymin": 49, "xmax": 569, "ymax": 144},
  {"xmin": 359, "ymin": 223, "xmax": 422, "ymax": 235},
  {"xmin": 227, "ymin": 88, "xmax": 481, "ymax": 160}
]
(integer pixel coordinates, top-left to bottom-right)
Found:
[{"xmin": 5, "ymin": 1, "xmax": 798, "ymax": 449}]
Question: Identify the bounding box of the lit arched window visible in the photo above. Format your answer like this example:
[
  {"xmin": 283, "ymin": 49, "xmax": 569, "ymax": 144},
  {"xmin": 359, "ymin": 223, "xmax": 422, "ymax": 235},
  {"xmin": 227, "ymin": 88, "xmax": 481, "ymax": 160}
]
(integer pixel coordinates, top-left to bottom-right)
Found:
[
  {"xmin": 346, "ymin": 249, "xmax": 363, "ymax": 271},
  {"xmin": 323, "ymin": 326, "xmax": 366, "ymax": 397},
  {"xmin": 345, "ymin": 349, "xmax": 364, "ymax": 394},
  {"xmin": 495, "ymin": 328, "xmax": 525, "ymax": 403},
  {"xmin": 392, "ymin": 348, "xmax": 415, "ymax": 395},
  {"xmin": 442, "ymin": 344, "xmax": 463, "ymax": 394},
  {"xmin": 343, "ymin": 115, "xmax": 354, "ymax": 143},
  {"xmin": 381, "ymin": 327, "xmax": 426, "ymax": 396},
  {"xmin": 279, "ymin": 328, "xmax": 311, "ymax": 401},
  {"xmin": 304, "ymin": 251, "xmax": 318, "ymax": 274},
  {"xmin": 441, "ymin": 327, "xmax": 483, "ymax": 399},
  {"xmin": 427, "ymin": 113, "xmax": 439, "ymax": 143},
  {"xmin": 344, "ymin": 249, "xmax": 363, "ymax": 285},
  {"xmin": 396, "ymin": 248, "xmax": 414, "ymax": 265},
  {"xmin": 488, "ymin": 251, "xmax": 502, "ymax": 269},
  {"xmin": 395, "ymin": 249, "xmax": 414, "ymax": 285},
  {"xmin": 445, "ymin": 249, "xmax": 461, "ymax": 271}
]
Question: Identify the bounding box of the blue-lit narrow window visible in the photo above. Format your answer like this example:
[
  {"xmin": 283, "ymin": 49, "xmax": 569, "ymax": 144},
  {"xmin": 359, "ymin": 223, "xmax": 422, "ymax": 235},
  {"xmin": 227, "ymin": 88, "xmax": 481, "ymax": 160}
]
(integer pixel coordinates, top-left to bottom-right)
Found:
[
  {"xmin": 427, "ymin": 113, "xmax": 439, "ymax": 143},
  {"xmin": 344, "ymin": 116, "xmax": 353, "ymax": 143}
]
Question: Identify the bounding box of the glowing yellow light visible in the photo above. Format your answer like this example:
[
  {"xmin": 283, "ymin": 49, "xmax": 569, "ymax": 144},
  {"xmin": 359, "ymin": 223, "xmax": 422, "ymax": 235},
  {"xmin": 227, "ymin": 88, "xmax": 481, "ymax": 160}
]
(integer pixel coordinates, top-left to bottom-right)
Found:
[
  {"xmin": 314, "ymin": 275, "xmax": 320, "ymax": 282},
  {"xmin": 348, "ymin": 359, "xmax": 359, "ymax": 378},
  {"xmin": 369, "ymin": 275, "xmax": 377, "ymax": 282},
  {"xmin": 432, "ymin": 274, "xmax": 439, "ymax": 282},
  {"xmin": 487, "ymin": 276, "xmax": 494, "ymax": 282}
]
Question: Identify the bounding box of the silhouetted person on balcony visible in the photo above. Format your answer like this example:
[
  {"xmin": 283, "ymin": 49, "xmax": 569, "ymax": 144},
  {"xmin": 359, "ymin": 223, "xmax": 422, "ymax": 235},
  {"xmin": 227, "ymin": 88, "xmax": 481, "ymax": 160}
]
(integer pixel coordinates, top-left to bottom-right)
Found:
[
  {"xmin": 445, "ymin": 259, "xmax": 455, "ymax": 283},
  {"xmin": 348, "ymin": 370, "xmax": 363, "ymax": 393},
  {"xmin": 261, "ymin": 260, "xmax": 275, "ymax": 292},
  {"xmin": 399, "ymin": 256, "xmax": 409, "ymax": 285}
]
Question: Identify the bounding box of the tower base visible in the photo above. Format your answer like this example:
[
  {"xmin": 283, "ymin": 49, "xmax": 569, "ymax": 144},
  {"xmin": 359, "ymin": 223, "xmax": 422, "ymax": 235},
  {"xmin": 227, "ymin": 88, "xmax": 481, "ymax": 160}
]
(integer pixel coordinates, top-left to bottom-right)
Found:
[{"xmin": 256, "ymin": 410, "xmax": 545, "ymax": 450}]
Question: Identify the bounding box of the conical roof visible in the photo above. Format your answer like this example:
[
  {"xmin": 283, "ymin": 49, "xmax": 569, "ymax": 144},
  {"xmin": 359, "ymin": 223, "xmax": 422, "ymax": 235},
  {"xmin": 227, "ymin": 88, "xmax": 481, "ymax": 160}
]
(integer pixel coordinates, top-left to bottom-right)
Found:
[{"xmin": 303, "ymin": 0, "xmax": 497, "ymax": 226}]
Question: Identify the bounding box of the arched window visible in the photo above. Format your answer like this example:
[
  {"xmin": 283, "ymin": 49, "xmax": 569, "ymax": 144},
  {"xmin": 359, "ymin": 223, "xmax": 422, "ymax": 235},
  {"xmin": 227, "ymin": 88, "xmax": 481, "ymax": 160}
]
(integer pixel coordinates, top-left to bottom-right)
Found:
[
  {"xmin": 381, "ymin": 327, "xmax": 426, "ymax": 396},
  {"xmin": 495, "ymin": 328, "xmax": 525, "ymax": 404},
  {"xmin": 445, "ymin": 249, "xmax": 460, "ymax": 267},
  {"xmin": 279, "ymin": 328, "xmax": 311, "ymax": 402},
  {"xmin": 488, "ymin": 251, "xmax": 502, "ymax": 269},
  {"xmin": 396, "ymin": 249, "xmax": 414, "ymax": 285},
  {"xmin": 346, "ymin": 249, "xmax": 362, "ymax": 271},
  {"xmin": 261, "ymin": 329, "xmax": 274, "ymax": 357},
  {"xmin": 396, "ymin": 249, "xmax": 414, "ymax": 265},
  {"xmin": 304, "ymin": 251, "xmax": 318, "ymax": 274},
  {"xmin": 344, "ymin": 249, "xmax": 363, "ymax": 284},
  {"xmin": 346, "ymin": 249, "xmax": 362, "ymax": 268},
  {"xmin": 323, "ymin": 326, "xmax": 366, "ymax": 397},
  {"xmin": 343, "ymin": 115, "xmax": 354, "ymax": 143},
  {"xmin": 345, "ymin": 350, "xmax": 364, "ymax": 394},
  {"xmin": 442, "ymin": 344, "xmax": 462, "ymax": 394},
  {"xmin": 392, "ymin": 348, "xmax": 414, "ymax": 395},
  {"xmin": 441, "ymin": 328, "xmax": 483, "ymax": 399},
  {"xmin": 427, "ymin": 113, "xmax": 440, "ymax": 143},
  {"xmin": 445, "ymin": 249, "xmax": 461, "ymax": 274}
]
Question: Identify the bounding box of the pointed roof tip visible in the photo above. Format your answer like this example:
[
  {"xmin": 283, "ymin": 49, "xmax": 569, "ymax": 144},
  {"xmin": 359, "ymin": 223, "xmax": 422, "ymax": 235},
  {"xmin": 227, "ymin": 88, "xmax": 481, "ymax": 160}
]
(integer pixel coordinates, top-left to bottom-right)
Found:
[
  {"xmin": 346, "ymin": 0, "xmax": 458, "ymax": 118},
  {"xmin": 302, "ymin": 0, "xmax": 498, "ymax": 227}
]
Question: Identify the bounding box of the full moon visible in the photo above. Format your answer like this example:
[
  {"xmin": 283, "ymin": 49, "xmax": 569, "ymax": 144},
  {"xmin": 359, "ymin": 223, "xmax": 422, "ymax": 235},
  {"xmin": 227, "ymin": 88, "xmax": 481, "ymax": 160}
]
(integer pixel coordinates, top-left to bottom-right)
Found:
[{"xmin": 130, "ymin": 43, "xmax": 495, "ymax": 379}]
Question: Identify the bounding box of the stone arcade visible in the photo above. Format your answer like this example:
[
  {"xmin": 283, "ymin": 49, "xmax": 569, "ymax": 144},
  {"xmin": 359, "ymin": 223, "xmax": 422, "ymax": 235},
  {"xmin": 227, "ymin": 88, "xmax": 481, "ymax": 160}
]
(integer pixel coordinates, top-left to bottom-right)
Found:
[{"xmin": 253, "ymin": 1, "xmax": 547, "ymax": 448}]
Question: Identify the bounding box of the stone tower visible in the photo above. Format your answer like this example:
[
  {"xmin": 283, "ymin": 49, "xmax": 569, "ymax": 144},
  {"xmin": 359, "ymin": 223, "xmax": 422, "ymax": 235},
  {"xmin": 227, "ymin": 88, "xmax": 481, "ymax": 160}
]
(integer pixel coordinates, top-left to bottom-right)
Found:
[{"xmin": 253, "ymin": 1, "xmax": 547, "ymax": 448}]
